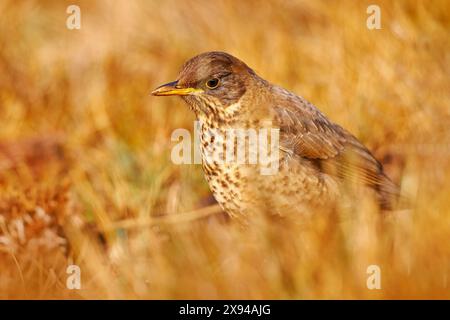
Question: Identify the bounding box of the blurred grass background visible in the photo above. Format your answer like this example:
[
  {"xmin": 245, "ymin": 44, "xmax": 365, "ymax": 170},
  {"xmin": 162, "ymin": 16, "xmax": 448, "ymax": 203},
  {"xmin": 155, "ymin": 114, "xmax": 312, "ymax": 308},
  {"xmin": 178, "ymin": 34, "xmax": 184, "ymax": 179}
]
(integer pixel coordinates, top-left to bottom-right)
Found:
[{"xmin": 0, "ymin": 0, "xmax": 449, "ymax": 299}]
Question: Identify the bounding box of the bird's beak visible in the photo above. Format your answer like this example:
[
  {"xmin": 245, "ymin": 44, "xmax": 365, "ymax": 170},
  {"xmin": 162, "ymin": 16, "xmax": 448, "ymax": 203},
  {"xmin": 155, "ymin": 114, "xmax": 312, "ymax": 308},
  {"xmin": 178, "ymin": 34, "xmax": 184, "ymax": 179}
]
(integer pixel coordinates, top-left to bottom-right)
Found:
[{"xmin": 151, "ymin": 80, "xmax": 202, "ymax": 96}]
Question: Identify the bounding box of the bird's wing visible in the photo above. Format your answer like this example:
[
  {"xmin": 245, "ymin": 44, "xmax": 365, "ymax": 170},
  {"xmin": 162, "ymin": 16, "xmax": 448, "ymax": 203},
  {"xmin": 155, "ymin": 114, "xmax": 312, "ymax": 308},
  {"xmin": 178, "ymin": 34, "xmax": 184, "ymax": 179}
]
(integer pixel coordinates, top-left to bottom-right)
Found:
[
  {"xmin": 273, "ymin": 101, "xmax": 346, "ymax": 160},
  {"xmin": 272, "ymin": 91, "xmax": 397, "ymax": 194}
]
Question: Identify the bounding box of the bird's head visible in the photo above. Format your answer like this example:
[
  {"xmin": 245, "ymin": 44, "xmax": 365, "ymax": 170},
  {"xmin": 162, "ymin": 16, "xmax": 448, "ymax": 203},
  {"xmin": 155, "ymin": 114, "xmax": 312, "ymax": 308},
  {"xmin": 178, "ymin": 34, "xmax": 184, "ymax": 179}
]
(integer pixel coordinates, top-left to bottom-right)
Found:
[{"xmin": 152, "ymin": 51, "xmax": 258, "ymax": 122}]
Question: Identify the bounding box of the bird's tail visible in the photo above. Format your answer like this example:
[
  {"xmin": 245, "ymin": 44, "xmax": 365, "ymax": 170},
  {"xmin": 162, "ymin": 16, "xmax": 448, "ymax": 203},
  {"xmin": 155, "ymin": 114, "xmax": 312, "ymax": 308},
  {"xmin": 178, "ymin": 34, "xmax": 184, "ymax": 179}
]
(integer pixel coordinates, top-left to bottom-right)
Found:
[{"xmin": 378, "ymin": 173, "xmax": 408, "ymax": 210}]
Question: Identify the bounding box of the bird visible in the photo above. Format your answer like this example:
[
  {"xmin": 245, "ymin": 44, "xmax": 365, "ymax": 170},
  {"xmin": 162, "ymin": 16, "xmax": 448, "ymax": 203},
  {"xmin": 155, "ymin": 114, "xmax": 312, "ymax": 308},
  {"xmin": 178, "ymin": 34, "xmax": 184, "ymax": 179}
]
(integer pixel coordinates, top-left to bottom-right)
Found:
[{"xmin": 152, "ymin": 51, "xmax": 400, "ymax": 219}]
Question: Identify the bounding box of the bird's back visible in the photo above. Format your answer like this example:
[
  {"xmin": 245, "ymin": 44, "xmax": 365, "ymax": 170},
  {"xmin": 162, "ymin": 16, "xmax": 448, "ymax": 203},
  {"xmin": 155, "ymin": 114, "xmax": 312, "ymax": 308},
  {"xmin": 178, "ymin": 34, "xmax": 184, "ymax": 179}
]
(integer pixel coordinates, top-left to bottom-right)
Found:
[{"xmin": 267, "ymin": 84, "xmax": 401, "ymax": 210}]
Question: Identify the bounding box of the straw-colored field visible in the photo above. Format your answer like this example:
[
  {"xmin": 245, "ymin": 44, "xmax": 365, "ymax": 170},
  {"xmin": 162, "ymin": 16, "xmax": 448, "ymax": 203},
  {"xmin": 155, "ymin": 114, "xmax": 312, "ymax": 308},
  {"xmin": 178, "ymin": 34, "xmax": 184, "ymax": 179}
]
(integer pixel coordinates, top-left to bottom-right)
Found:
[{"xmin": 0, "ymin": 0, "xmax": 449, "ymax": 299}]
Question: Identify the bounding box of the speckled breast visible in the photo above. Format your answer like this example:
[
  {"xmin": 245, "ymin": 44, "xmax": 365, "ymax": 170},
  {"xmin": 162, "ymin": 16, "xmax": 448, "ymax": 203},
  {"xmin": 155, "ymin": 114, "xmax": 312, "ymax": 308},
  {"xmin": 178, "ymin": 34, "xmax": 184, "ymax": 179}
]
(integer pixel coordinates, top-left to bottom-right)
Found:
[{"xmin": 198, "ymin": 122, "xmax": 247, "ymax": 217}]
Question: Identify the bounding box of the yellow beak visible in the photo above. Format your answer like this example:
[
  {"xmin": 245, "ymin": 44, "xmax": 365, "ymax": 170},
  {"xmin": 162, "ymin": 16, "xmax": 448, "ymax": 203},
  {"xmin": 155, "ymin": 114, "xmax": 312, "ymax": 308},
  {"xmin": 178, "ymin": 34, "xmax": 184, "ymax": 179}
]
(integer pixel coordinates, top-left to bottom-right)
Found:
[{"xmin": 151, "ymin": 80, "xmax": 202, "ymax": 96}]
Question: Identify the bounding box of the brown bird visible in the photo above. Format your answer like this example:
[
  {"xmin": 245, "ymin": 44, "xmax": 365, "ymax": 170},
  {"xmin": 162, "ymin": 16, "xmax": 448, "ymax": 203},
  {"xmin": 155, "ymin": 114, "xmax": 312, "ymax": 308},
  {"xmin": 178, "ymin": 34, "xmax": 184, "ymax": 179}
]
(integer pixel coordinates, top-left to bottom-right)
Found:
[{"xmin": 152, "ymin": 51, "xmax": 400, "ymax": 218}]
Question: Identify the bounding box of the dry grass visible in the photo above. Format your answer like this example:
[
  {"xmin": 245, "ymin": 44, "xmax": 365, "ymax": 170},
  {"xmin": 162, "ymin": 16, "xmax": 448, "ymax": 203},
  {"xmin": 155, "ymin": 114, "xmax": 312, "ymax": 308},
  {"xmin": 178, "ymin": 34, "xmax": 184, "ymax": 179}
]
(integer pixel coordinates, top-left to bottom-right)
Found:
[{"xmin": 0, "ymin": 0, "xmax": 449, "ymax": 299}]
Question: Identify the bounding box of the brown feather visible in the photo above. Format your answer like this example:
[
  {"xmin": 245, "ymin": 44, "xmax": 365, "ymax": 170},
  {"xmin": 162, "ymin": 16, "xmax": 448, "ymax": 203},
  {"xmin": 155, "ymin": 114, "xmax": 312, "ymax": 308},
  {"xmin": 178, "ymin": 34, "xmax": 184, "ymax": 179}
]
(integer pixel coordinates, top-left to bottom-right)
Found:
[{"xmin": 271, "ymin": 85, "xmax": 400, "ymax": 208}]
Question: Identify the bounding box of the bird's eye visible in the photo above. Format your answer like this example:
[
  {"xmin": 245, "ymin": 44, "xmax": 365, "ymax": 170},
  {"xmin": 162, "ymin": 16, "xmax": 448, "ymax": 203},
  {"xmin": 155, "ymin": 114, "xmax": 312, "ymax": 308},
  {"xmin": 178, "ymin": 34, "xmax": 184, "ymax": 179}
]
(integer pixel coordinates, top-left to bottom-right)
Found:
[{"xmin": 206, "ymin": 78, "xmax": 220, "ymax": 89}]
